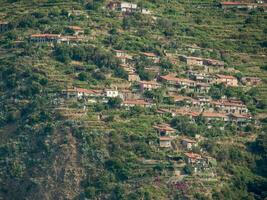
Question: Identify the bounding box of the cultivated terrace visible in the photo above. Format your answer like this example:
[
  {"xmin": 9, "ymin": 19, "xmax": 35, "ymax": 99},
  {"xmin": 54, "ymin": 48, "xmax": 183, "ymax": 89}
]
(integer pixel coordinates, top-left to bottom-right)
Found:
[{"xmin": 0, "ymin": 0, "xmax": 266, "ymax": 199}]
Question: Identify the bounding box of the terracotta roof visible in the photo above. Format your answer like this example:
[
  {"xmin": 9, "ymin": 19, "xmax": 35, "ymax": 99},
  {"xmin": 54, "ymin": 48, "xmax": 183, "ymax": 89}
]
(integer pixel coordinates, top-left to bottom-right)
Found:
[
  {"xmin": 123, "ymin": 99, "xmax": 151, "ymax": 105},
  {"xmin": 160, "ymin": 136, "xmax": 172, "ymax": 141},
  {"xmin": 170, "ymin": 95, "xmax": 192, "ymax": 102},
  {"xmin": 31, "ymin": 34, "xmax": 60, "ymax": 38},
  {"xmin": 216, "ymin": 74, "xmax": 236, "ymax": 79},
  {"xmin": 154, "ymin": 124, "xmax": 176, "ymax": 132},
  {"xmin": 76, "ymin": 88, "xmax": 102, "ymax": 94},
  {"xmin": 201, "ymin": 112, "xmax": 228, "ymax": 118},
  {"xmin": 184, "ymin": 152, "xmax": 202, "ymax": 159},
  {"xmin": 182, "ymin": 138, "xmax": 197, "ymax": 143},
  {"xmin": 160, "ymin": 74, "xmax": 180, "ymax": 82},
  {"xmin": 221, "ymin": 2, "xmax": 248, "ymax": 5},
  {"xmin": 211, "ymin": 100, "xmax": 246, "ymax": 107},
  {"xmin": 142, "ymin": 52, "xmax": 157, "ymax": 57},
  {"xmin": 67, "ymin": 26, "xmax": 83, "ymax": 30},
  {"xmin": 159, "ymin": 74, "xmax": 195, "ymax": 84}
]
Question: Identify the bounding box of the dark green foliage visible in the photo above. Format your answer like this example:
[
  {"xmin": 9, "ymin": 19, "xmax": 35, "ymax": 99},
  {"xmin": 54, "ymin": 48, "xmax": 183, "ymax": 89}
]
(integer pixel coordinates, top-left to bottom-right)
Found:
[{"xmin": 107, "ymin": 97, "xmax": 122, "ymax": 109}]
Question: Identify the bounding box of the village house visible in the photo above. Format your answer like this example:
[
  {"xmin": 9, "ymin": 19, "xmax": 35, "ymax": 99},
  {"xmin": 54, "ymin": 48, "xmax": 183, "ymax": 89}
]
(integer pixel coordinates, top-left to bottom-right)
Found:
[
  {"xmin": 170, "ymin": 95, "xmax": 193, "ymax": 105},
  {"xmin": 108, "ymin": 1, "xmax": 138, "ymax": 13},
  {"xmin": 144, "ymin": 66, "xmax": 161, "ymax": 75},
  {"xmin": 105, "ymin": 89, "xmax": 121, "ymax": 98},
  {"xmin": 141, "ymin": 52, "xmax": 160, "ymax": 63},
  {"xmin": 211, "ymin": 99, "xmax": 248, "ymax": 114},
  {"xmin": 199, "ymin": 112, "xmax": 229, "ymax": 122},
  {"xmin": 159, "ymin": 74, "xmax": 197, "ymax": 91},
  {"xmin": 121, "ymin": 99, "xmax": 153, "ymax": 108},
  {"xmin": 184, "ymin": 152, "xmax": 215, "ymax": 173},
  {"xmin": 215, "ymin": 74, "xmax": 238, "ymax": 87},
  {"xmin": 30, "ymin": 34, "xmax": 83, "ymax": 44},
  {"xmin": 67, "ymin": 26, "xmax": 84, "ymax": 35},
  {"xmin": 195, "ymin": 82, "xmax": 210, "ymax": 94},
  {"xmin": 30, "ymin": 34, "xmax": 61, "ymax": 43},
  {"xmin": 187, "ymin": 70, "xmax": 215, "ymax": 83},
  {"xmin": 176, "ymin": 78, "xmax": 196, "ymax": 88},
  {"xmin": 159, "ymin": 74, "xmax": 179, "ymax": 85},
  {"xmin": 156, "ymin": 108, "xmax": 176, "ymax": 117},
  {"xmin": 203, "ymin": 58, "xmax": 224, "ymax": 67},
  {"xmin": 153, "ymin": 123, "xmax": 176, "ymax": 136},
  {"xmin": 184, "ymin": 153, "xmax": 202, "ymax": 165},
  {"xmin": 113, "ymin": 49, "xmax": 128, "ymax": 57},
  {"xmin": 62, "ymin": 87, "xmax": 103, "ymax": 99},
  {"xmin": 120, "ymin": 2, "xmax": 138, "ymax": 12},
  {"xmin": 60, "ymin": 35, "xmax": 84, "ymax": 43},
  {"xmin": 181, "ymin": 138, "xmax": 197, "ymax": 150},
  {"xmin": 159, "ymin": 136, "xmax": 173, "ymax": 148},
  {"xmin": 0, "ymin": 21, "xmax": 9, "ymax": 32},
  {"xmin": 220, "ymin": 2, "xmax": 267, "ymax": 9},
  {"xmin": 241, "ymin": 77, "xmax": 262, "ymax": 86},
  {"xmin": 113, "ymin": 50, "xmax": 132, "ymax": 64},
  {"xmin": 140, "ymin": 8, "xmax": 151, "ymax": 15},
  {"xmin": 228, "ymin": 113, "xmax": 252, "ymax": 125},
  {"xmin": 195, "ymin": 96, "xmax": 211, "ymax": 107},
  {"xmin": 139, "ymin": 80, "xmax": 161, "ymax": 92},
  {"xmin": 179, "ymin": 55, "xmax": 204, "ymax": 66}
]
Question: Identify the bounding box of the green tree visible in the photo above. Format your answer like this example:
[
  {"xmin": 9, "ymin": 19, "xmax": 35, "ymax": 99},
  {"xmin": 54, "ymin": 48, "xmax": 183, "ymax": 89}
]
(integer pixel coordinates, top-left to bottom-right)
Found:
[{"xmin": 108, "ymin": 97, "xmax": 122, "ymax": 109}]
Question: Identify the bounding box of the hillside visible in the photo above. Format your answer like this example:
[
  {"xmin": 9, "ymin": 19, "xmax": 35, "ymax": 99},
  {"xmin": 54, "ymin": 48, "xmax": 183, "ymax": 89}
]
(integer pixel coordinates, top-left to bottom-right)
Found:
[{"xmin": 0, "ymin": 0, "xmax": 267, "ymax": 199}]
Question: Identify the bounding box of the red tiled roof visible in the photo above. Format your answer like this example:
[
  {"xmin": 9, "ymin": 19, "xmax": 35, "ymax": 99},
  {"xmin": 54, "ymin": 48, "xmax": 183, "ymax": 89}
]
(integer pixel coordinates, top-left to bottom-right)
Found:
[
  {"xmin": 216, "ymin": 74, "xmax": 236, "ymax": 79},
  {"xmin": 31, "ymin": 34, "xmax": 60, "ymax": 38},
  {"xmin": 184, "ymin": 152, "xmax": 202, "ymax": 159},
  {"xmin": 154, "ymin": 123, "xmax": 176, "ymax": 132},
  {"xmin": 170, "ymin": 95, "xmax": 192, "ymax": 102},
  {"xmin": 123, "ymin": 99, "xmax": 151, "ymax": 105},
  {"xmin": 67, "ymin": 26, "xmax": 83, "ymax": 30},
  {"xmin": 201, "ymin": 112, "xmax": 228, "ymax": 118},
  {"xmin": 160, "ymin": 136, "xmax": 172, "ymax": 141},
  {"xmin": 211, "ymin": 100, "xmax": 245, "ymax": 107},
  {"xmin": 76, "ymin": 88, "xmax": 102, "ymax": 94},
  {"xmin": 160, "ymin": 74, "xmax": 195, "ymax": 84},
  {"xmin": 221, "ymin": 2, "xmax": 247, "ymax": 5},
  {"xmin": 142, "ymin": 52, "xmax": 157, "ymax": 57},
  {"xmin": 182, "ymin": 138, "xmax": 197, "ymax": 143}
]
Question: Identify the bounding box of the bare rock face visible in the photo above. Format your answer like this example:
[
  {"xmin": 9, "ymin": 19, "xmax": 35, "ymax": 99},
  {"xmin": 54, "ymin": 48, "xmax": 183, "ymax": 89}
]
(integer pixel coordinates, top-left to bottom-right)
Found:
[
  {"xmin": 40, "ymin": 128, "xmax": 85, "ymax": 200},
  {"xmin": 3, "ymin": 127, "xmax": 85, "ymax": 200}
]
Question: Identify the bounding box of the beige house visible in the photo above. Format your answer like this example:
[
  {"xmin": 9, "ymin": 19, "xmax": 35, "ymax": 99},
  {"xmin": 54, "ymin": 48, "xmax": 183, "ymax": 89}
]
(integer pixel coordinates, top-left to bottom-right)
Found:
[
  {"xmin": 153, "ymin": 123, "xmax": 176, "ymax": 136},
  {"xmin": 159, "ymin": 136, "xmax": 173, "ymax": 148},
  {"xmin": 180, "ymin": 55, "xmax": 204, "ymax": 66},
  {"xmin": 121, "ymin": 99, "xmax": 153, "ymax": 108},
  {"xmin": 181, "ymin": 138, "xmax": 197, "ymax": 150},
  {"xmin": 211, "ymin": 99, "xmax": 248, "ymax": 114},
  {"xmin": 141, "ymin": 52, "xmax": 160, "ymax": 63},
  {"xmin": 215, "ymin": 74, "xmax": 238, "ymax": 87},
  {"xmin": 67, "ymin": 26, "xmax": 84, "ymax": 35},
  {"xmin": 139, "ymin": 80, "xmax": 161, "ymax": 92}
]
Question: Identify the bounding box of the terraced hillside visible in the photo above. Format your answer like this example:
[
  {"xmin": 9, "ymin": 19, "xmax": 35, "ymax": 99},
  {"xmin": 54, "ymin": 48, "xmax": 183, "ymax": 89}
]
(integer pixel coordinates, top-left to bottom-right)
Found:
[{"xmin": 0, "ymin": 0, "xmax": 266, "ymax": 199}]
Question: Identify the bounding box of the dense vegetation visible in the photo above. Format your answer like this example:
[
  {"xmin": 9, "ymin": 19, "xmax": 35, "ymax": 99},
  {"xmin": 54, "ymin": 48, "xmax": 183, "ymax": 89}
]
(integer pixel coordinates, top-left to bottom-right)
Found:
[{"xmin": 0, "ymin": 0, "xmax": 266, "ymax": 199}]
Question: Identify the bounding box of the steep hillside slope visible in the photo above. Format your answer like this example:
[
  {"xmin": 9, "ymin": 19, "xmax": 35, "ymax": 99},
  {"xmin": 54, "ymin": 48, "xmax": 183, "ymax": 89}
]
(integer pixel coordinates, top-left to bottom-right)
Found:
[{"xmin": 0, "ymin": 0, "xmax": 266, "ymax": 199}]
